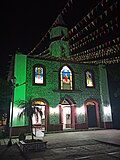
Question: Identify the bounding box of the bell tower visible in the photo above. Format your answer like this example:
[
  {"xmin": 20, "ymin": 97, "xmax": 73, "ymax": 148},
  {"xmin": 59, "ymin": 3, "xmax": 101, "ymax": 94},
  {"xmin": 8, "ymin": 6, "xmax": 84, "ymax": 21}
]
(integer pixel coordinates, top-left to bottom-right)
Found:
[{"xmin": 49, "ymin": 15, "xmax": 70, "ymax": 58}]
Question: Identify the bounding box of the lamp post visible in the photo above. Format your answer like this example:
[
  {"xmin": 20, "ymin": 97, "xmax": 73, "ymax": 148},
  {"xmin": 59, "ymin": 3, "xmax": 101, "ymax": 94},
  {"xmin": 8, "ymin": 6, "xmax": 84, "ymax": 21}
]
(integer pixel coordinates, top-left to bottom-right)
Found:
[{"xmin": 7, "ymin": 77, "xmax": 16, "ymax": 147}]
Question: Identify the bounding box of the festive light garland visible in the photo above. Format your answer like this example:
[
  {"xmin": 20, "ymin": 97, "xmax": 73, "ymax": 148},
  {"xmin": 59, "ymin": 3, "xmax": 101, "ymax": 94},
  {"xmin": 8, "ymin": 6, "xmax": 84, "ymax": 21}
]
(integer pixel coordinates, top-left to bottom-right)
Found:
[
  {"xmin": 70, "ymin": 43, "xmax": 120, "ymax": 63},
  {"xmin": 71, "ymin": 37, "xmax": 119, "ymax": 56},
  {"xmin": 81, "ymin": 55, "xmax": 120, "ymax": 65},
  {"xmin": 68, "ymin": 0, "xmax": 118, "ymax": 39},
  {"xmin": 69, "ymin": 16, "xmax": 118, "ymax": 43},
  {"xmin": 30, "ymin": 42, "xmax": 120, "ymax": 65},
  {"xmin": 69, "ymin": 17, "xmax": 118, "ymax": 51},
  {"xmin": 27, "ymin": 0, "xmax": 119, "ymax": 65}
]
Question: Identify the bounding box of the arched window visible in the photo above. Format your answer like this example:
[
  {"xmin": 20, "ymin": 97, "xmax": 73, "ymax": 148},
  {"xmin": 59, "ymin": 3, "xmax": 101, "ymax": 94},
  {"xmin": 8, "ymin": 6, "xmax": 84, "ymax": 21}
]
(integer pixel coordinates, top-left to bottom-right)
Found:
[
  {"xmin": 60, "ymin": 66, "xmax": 73, "ymax": 90},
  {"xmin": 85, "ymin": 70, "xmax": 94, "ymax": 87},
  {"xmin": 33, "ymin": 65, "xmax": 46, "ymax": 85}
]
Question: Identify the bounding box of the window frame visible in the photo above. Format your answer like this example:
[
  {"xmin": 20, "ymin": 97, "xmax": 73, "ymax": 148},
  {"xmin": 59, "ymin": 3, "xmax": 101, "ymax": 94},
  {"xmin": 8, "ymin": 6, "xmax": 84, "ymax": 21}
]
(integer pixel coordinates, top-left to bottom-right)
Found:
[
  {"xmin": 85, "ymin": 70, "xmax": 95, "ymax": 88},
  {"xmin": 59, "ymin": 65, "xmax": 74, "ymax": 91},
  {"xmin": 33, "ymin": 64, "xmax": 46, "ymax": 86}
]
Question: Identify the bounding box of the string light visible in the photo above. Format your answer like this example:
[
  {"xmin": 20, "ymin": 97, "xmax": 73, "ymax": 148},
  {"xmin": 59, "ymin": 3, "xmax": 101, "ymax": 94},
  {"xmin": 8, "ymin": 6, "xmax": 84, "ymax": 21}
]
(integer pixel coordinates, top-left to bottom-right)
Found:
[{"xmin": 28, "ymin": 0, "xmax": 119, "ymax": 66}]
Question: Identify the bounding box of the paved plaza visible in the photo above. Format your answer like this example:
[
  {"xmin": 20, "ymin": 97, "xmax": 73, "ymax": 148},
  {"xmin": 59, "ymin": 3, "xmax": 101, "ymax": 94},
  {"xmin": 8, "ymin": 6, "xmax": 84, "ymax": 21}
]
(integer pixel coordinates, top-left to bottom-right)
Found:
[{"xmin": 0, "ymin": 129, "xmax": 120, "ymax": 160}]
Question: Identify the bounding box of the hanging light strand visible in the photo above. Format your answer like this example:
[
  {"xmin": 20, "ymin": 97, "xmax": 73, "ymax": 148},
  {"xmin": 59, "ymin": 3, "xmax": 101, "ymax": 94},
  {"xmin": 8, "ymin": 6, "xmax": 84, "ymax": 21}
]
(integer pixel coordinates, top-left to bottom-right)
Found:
[
  {"xmin": 69, "ymin": 17, "xmax": 118, "ymax": 51},
  {"xmin": 68, "ymin": 0, "xmax": 118, "ymax": 41}
]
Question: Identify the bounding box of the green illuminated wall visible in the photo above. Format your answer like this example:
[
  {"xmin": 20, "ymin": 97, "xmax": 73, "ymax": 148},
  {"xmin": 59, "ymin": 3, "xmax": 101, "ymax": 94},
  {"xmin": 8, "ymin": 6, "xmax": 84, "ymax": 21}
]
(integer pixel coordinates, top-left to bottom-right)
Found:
[
  {"xmin": 26, "ymin": 58, "xmax": 101, "ymax": 125},
  {"xmin": 12, "ymin": 53, "xmax": 27, "ymax": 126},
  {"xmin": 13, "ymin": 55, "xmax": 111, "ymax": 127},
  {"xmin": 99, "ymin": 65, "xmax": 112, "ymax": 122}
]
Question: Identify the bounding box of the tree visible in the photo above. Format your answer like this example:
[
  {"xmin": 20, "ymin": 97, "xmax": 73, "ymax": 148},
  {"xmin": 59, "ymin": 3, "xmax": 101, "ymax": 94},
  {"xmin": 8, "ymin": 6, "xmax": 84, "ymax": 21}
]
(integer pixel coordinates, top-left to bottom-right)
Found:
[{"xmin": 17, "ymin": 98, "xmax": 43, "ymax": 140}]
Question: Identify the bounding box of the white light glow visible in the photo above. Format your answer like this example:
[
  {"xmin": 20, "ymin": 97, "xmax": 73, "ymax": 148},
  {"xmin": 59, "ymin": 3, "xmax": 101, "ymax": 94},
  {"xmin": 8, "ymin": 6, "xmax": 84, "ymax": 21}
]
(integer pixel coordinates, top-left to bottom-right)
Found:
[
  {"xmin": 76, "ymin": 105, "xmax": 85, "ymax": 115},
  {"xmin": 103, "ymin": 105, "xmax": 112, "ymax": 116},
  {"xmin": 50, "ymin": 106, "xmax": 59, "ymax": 114},
  {"xmin": 10, "ymin": 103, "xmax": 24, "ymax": 120},
  {"xmin": 103, "ymin": 104, "xmax": 112, "ymax": 122}
]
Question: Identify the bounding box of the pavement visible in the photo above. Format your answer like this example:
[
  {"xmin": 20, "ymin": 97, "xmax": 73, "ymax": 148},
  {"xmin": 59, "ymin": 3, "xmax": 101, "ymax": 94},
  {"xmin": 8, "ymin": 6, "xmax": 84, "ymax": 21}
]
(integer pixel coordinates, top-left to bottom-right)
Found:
[{"xmin": 0, "ymin": 129, "xmax": 120, "ymax": 160}]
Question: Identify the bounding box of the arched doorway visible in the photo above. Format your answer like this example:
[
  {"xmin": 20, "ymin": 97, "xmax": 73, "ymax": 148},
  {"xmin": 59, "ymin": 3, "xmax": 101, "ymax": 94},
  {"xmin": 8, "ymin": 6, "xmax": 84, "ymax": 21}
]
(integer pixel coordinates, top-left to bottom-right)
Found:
[
  {"xmin": 62, "ymin": 104, "xmax": 71, "ymax": 129},
  {"xmin": 60, "ymin": 97, "xmax": 76, "ymax": 130},
  {"xmin": 85, "ymin": 100, "xmax": 100, "ymax": 128},
  {"xmin": 32, "ymin": 99, "xmax": 49, "ymax": 133}
]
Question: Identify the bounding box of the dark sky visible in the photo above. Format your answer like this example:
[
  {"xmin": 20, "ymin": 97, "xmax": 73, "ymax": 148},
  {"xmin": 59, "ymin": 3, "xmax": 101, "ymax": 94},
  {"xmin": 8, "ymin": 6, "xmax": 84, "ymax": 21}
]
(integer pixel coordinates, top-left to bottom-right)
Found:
[{"xmin": 1, "ymin": 0, "xmax": 100, "ymax": 77}]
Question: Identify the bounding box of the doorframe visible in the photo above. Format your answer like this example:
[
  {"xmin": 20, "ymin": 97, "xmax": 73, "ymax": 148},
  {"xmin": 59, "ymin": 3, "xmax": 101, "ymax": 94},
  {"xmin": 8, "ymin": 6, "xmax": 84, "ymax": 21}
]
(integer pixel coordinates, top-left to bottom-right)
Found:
[
  {"xmin": 32, "ymin": 98, "xmax": 49, "ymax": 132},
  {"xmin": 84, "ymin": 99, "xmax": 100, "ymax": 128},
  {"xmin": 59, "ymin": 97, "xmax": 76, "ymax": 130},
  {"xmin": 62, "ymin": 105, "xmax": 72, "ymax": 129}
]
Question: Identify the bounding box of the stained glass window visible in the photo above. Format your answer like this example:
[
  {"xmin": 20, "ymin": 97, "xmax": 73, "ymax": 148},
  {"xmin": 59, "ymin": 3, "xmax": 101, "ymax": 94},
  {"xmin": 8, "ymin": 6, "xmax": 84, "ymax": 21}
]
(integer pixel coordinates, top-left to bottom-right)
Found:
[
  {"xmin": 60, "ymin": 66, "xmax": 72, "ymax": 90},
  {"xmin": 33, "ymin": 65, "xmax": 45, "ymax": 85},
  {"xmin": 85, "ymin": 70, "xmax": 94, "ymax": 87}
]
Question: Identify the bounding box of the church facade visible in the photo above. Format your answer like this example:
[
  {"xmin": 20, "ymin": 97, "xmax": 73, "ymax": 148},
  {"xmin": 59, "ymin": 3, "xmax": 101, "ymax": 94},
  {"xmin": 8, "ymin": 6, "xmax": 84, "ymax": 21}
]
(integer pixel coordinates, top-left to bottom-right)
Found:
[{"xmin": 10, "ymin": 21, "xmax": 113, "ymax": 134}]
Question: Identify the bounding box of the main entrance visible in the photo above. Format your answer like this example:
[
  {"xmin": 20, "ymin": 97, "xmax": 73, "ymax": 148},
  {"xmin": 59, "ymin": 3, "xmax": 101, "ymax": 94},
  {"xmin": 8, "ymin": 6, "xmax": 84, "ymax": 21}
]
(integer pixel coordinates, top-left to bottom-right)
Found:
[
  {"xmin": 60, "ymin": 98, "xmax": 75, "ymax": 130},
  {"xmin": 62, "ymin": 105, "xmax": 71, "ymax": 129}
]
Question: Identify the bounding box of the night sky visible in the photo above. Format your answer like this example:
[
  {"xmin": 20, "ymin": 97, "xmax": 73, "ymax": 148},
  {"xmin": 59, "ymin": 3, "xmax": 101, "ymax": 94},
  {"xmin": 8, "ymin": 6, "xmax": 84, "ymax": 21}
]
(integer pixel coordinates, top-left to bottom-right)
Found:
[{"xmin": 1, "ymin": 0, "xmax": 100, "ymax": 77}]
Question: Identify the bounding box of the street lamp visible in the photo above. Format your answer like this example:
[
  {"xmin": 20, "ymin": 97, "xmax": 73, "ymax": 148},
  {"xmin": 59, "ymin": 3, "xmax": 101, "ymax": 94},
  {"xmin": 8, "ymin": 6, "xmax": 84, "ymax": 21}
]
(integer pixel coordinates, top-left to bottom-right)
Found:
[{"xmin": 7, "ymin": 77, "xmax": 16, "ymax": 146}]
